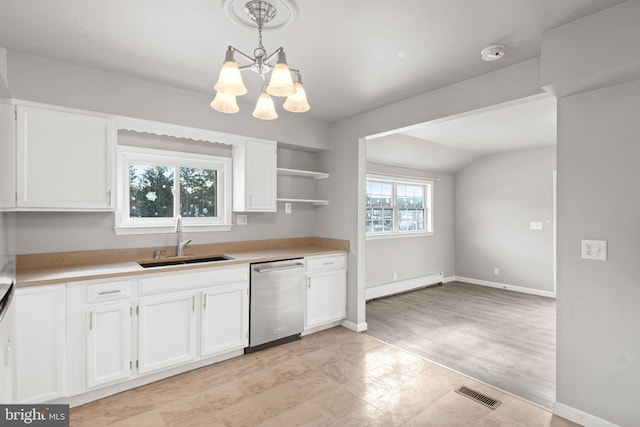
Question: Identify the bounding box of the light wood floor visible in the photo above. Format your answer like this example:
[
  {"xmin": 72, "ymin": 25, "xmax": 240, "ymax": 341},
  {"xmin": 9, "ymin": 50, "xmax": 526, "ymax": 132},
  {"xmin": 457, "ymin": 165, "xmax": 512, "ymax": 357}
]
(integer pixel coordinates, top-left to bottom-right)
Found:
[
  {"xmin": 366, "ymin": 281, "xmax": 556, "ymax": 408},
  {"xmin": 70, "ymin": 327, "xmax": 574, "ymax": 426}
]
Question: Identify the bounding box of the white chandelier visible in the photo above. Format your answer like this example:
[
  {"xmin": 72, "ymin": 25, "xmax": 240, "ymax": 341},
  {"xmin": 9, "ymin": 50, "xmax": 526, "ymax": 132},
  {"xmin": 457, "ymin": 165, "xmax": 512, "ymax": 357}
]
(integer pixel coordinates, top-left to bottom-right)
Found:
[{"xmin": 210, "ymin": 0, "xmax": 310, "ymax": 120}]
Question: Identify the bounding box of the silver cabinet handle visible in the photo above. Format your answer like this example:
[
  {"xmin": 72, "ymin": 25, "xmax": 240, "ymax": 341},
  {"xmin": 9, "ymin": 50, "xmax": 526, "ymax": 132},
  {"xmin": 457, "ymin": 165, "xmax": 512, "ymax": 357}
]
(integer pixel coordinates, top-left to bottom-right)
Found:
[
  {"xmin": 89, "ymin": 311, "xmax": 95, "ymax": 330},
  {"xmin": 203, "ymin": 294, "xmax": 207, "ymax": 310},
  {"xmin": 192, "ymin": 295, "xmax": 196, "ymax": 312},
  {"xmin": 307, "ymin": 277, "xmax": 311, "ymax": 289},
  {"xmin": 253, "ymin": 263, "xmax": 304, "ymax": 273},
  {"xmin": 98, "ymin": 289, "xmax": 122, "ymax": 296},
  {"xmin": 323, "ymin": 261, "xmax": 334, "ymax": 265}
]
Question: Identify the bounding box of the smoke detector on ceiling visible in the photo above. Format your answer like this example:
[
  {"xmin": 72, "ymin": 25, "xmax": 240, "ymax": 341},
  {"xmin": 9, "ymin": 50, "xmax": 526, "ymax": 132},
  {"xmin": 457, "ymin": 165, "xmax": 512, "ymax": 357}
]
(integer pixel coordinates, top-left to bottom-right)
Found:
[{"xmin": 481, "ymin": 44, "xmax": 506, "ymax": 61}]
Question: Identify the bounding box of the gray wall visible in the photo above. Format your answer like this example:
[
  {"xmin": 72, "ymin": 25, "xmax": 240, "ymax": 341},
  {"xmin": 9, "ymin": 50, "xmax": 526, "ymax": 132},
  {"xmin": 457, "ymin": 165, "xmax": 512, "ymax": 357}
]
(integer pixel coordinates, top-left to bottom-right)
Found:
[
  {"xmin": 7, "ymin": 51, "xmax": 329, "ymax": 151},
  {"xmin": 455, "ymin": 147, "xmax": 556, "ymax": 293},
  {"xmin": 0, "ymin": 48, "xmax": 9, "ymax": 97},
  {"xmin": 557, "ymin": 80, "xmax": 640, "ymax": 426},
  {"xmin": 317, "ymin": 58, "xmax": 545, "ymax": 329},
  {"xmin": 365, "ymin": 163, "xmax": 455, "ymax": 287},
  {"xmin": 5, "ymin": 52, "xmax": 330, "ymax": 255},
  {"xmin": 16, "ymin": 132, "xmax": 320, "ymax": 254}
]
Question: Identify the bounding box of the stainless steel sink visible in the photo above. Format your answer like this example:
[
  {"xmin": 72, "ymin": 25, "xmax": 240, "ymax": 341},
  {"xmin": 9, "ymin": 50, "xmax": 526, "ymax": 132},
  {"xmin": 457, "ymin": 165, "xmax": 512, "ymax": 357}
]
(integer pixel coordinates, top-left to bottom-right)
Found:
[{"xmin": 138, "ymin": 255, "xmax": 234, "ymax": 268}]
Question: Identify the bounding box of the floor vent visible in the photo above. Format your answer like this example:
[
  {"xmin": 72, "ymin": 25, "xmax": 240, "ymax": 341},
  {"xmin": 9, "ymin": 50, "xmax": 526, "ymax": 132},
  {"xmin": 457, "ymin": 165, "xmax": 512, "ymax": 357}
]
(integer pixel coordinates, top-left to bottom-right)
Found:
[{"xmin": 455, "ymin": 386, "xmax": 502, "ymax": 409}]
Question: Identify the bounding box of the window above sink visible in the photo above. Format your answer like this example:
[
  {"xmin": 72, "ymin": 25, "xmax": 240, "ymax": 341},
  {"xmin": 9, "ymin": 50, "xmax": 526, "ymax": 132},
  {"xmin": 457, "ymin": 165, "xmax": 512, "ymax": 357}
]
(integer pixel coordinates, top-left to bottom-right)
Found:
[{"xmin": 114, "ymin": 146, "xmax": 232, "ymax": 235}]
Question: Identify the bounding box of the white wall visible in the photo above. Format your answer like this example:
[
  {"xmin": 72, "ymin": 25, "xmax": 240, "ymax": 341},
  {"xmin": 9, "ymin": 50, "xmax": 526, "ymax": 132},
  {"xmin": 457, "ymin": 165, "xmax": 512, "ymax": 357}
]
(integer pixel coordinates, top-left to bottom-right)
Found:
[
  {"xmin": 556, "ymin": 80, "xmax": 640, "ymax": 427},
  {"xmin": 542, "ymin": 2, "xmax": 640, "ymax": 425},
  {"xmin": 365, "ymin": 163, "xmax": 455, "ymax": 287},
  {"xmin": 455, "ymin": 147, "xmax": 556, "ymax": 294}
]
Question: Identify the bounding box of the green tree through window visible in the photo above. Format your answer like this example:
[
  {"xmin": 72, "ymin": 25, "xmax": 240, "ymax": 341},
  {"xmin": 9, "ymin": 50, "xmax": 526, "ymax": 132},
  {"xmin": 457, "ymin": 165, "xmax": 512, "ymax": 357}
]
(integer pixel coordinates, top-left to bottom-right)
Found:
[
  {"xmin": 129, "ymin": 164, "xmax": 174, "ymax": 218},
  {"xmin": 180, "ymin": 167, "xmax": 217, "ymax": 218}
]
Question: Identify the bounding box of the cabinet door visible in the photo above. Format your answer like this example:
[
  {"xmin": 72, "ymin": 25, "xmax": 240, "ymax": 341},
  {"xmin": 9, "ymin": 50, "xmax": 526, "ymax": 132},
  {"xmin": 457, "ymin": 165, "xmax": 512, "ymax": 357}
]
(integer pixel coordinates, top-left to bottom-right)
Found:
[
  {"xmin": 201, "ymin": 282, "xmax": 249, "ymax": 357},
  {"xmin": 306, "ymin": 270, "xmax": 347, "ymax": 329},
  {"xmin": 0, "ymin": 299, "xmax": 13, "ymax": 403},
  {"xmin": 138, "ymin": 292, "xmax": 197, "ymax": 375},
  {"xmin": 87, "ymin": 302, "xmax": 131, "ymax": 388},
  {"xmin": 13, "ymin": 284, "xmax": 65, "ymax": 403},
  {"xmin": 16, "ymin": 106, "xmax": 115, "ymax": 210},
  {"xmin": 0, "ymin": 103, "xmax": 15, "ymax": 209},
  {"xmin": 233, "ymin": 140, "xmax": 277, "ymax": 212}
]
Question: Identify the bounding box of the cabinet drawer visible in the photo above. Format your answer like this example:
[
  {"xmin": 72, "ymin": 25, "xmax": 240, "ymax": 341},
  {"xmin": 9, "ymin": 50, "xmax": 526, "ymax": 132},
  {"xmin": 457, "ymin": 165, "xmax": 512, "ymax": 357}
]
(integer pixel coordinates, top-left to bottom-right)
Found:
[
  {"xmin": 139, "ymin": 265, "xmax": 249, "ymax": 296},
  {"xmin": 305, "ymin": 254, "xmax": 346, "ymax": 273},
  {"xmin": 87, "ymin": 280, "xmax": 131, "ymax": 303}
]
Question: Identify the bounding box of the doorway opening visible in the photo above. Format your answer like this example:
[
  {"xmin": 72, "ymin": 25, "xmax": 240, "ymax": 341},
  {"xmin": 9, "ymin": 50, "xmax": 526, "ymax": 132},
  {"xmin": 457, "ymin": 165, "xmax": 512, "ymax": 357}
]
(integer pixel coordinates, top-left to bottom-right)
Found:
[{"xmin": 362, "ymin": 95, "xmax": 557, "ymax": 408}]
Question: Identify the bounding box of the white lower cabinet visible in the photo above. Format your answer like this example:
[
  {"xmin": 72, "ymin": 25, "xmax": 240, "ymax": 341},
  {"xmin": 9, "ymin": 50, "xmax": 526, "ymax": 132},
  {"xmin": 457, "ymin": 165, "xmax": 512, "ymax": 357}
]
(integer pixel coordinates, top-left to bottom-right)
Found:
[
  {"xmin": 13, "ymin": 284, "xmax": 66, "ymax": 403},
  {"xmin": 201, "ymin": 282, "xmax": 249, "ymax": 357},
  {"xmin": 86, "ymin": 301, "xmax": 132, "ymax": 388},
  {"xmin": 137, "ymin": 291, "xmax": 198, "ymax": 375},
  {"xmin": 305, "ymin": 254, "xmax": 347, "ymax": 330}
]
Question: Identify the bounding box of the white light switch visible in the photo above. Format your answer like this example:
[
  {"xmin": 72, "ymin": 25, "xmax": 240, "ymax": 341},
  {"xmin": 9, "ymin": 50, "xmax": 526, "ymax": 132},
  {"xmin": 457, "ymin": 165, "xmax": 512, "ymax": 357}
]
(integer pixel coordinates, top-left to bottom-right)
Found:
[
  {"xmin": 284, "ymin": 203, "xmax": 292, "ymax": 214},
  {"xmin": 530, "ymin": 221, "xmax": 543, "ymax": 230},
  {"xmin": 581, "ymin": 240, "xmax": 607, "ymax": 261}
]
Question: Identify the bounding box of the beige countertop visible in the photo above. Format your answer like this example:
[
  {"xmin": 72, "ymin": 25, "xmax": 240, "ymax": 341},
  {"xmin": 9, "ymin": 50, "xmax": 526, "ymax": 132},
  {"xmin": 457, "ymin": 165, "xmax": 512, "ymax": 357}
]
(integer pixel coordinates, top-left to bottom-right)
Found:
[{"xmin": 17, "ymin": 240, "xmax": 348, "ymax": 288}]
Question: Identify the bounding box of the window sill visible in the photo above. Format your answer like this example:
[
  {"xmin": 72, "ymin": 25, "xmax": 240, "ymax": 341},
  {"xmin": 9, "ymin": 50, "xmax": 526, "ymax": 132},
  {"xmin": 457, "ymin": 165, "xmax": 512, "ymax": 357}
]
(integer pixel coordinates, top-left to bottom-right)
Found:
[
  {"xmin": 366, "ymin": 231, "xmax": 433, "ymax": 240},
  {"xmin": 114, "ymin": 224, "xmax": 233, "ymax": 235}
]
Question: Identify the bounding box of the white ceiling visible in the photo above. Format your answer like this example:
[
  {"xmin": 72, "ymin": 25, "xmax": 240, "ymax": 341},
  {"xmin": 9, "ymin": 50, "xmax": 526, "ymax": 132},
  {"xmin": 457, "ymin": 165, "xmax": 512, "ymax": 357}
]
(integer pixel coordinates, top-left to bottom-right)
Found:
[
  {"xmin": 0, "ymin": 0, "xmax": 625, "ymax": 123},
  {"xmin": 367, "ymin": 96, "xmax": 557, "ymax": 173}
]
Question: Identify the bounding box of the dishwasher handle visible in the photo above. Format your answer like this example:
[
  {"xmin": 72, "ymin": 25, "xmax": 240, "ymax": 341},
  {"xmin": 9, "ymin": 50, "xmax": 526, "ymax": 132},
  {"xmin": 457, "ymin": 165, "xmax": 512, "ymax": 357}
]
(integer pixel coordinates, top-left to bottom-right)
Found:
[{"xmin": 253, "ymin": 263, "xmax": 304, "ymax": 274}]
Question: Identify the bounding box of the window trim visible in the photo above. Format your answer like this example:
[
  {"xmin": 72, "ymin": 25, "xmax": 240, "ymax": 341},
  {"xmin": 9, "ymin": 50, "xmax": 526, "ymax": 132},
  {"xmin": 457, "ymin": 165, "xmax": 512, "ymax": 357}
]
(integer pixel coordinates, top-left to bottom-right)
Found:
[
  {"xmin": 365, "ymin": 173, "xmax": 434, "ymax": 240},
  {"xmin": 115, "ymin": 146, "xmax": 232, "ymax": 235}
]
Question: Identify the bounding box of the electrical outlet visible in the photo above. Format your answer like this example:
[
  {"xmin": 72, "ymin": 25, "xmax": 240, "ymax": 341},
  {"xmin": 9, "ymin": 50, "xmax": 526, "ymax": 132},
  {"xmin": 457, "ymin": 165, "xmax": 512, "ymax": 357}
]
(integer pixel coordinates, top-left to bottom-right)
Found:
[
  {"xmin": 581, "ymin": 240, "xmax": 607, "ymax": 261},
  {"xmin": 236, "ymin": 214, "xmax": 247, "ymax": 225},
  {"xmin": 393, "ymin": 272, "xmax": 398, "ymax": 281},
  {"xmin": 493, "ymin": 267, "xmax": 500, "ymax": 276},
  {"xmin": 530, "ymin": 221, "xmax": 543, "ymax": 230},
  {"xmin": 284, "ymin": 203, "xmax": 292, "ymax": 214}
]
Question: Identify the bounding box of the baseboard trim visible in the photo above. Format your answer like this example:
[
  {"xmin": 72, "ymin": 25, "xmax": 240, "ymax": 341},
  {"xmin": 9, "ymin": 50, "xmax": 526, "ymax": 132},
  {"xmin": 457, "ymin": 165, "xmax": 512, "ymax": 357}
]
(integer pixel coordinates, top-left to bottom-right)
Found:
[
  {"xmin": 553, "ymin": 402, "xmax": 620, "ymax": 427},
  {"xmin": 342, "ymin": 320, "xmax": 368, "ymax": 332},
  {"xmin": 454, "ymin": 276, "xmax": 555, "ymax": 298},
  {"xmin": 443, "ymin": 276, "xmax": 457, "ymax": 283},
  {"xmin": 365, "ymin": 272, "xmax": 444, "ymax": 300}
]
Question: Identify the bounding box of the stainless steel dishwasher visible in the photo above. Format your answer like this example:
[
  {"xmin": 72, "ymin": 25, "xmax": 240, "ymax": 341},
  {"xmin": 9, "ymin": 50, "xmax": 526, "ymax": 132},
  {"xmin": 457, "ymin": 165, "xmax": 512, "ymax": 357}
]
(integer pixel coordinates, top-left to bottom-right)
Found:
[{"xmin": 246, "ymin": 259, "xmax": 305, "ymax": 353}]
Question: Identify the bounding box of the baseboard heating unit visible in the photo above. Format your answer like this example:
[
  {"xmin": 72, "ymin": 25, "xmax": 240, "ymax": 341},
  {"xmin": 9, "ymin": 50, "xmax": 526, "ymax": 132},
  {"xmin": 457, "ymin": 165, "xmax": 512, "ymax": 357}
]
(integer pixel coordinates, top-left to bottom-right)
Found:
[{"xmin": 366, "ymin": 272, "xmax": 444, "ymax": 301}]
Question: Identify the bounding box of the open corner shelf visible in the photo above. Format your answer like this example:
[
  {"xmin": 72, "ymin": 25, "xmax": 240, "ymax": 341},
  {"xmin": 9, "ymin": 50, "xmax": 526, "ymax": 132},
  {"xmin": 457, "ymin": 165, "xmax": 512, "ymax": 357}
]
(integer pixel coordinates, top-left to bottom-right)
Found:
[
  {"xmin": 276, "ymin": 168, "xmax": 329, "ymax": 180},
  {"xmin": 277, "ymin": 198, "xmax": 329, "ymax": 206}
]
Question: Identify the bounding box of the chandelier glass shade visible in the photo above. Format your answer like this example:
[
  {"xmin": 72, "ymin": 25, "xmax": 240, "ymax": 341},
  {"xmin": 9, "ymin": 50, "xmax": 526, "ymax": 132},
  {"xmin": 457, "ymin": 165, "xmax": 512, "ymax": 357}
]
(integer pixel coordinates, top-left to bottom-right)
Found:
[{"xmin": 211, "ymin": 0, "xmax": 309, "ymax": 120}]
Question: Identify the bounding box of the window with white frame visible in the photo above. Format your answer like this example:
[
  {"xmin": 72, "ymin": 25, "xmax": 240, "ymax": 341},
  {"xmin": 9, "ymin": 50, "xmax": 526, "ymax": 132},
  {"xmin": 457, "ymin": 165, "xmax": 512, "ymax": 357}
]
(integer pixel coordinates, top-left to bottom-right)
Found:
[
  {"xmin": 366, "ymin": 175, "xmax": 433, "ymax": 237},
  {"xmin": 115, "ymin": 146, "xmax": 232, "ymax": 234}
]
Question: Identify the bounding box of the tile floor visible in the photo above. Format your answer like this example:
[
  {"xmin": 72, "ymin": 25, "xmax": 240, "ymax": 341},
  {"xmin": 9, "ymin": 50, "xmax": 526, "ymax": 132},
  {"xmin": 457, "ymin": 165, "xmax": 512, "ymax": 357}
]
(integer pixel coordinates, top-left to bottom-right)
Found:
[{"xmin": 70, "ymin": 327, "xmax": 579, "ymax": 426}]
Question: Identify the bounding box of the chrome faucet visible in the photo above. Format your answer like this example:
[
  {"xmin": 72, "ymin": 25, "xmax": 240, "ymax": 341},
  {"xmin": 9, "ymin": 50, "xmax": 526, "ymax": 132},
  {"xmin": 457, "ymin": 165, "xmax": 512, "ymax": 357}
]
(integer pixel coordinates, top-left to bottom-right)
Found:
[{"xmin": 175, "ymin": 215, "xmax": 192, "ymax": 257}]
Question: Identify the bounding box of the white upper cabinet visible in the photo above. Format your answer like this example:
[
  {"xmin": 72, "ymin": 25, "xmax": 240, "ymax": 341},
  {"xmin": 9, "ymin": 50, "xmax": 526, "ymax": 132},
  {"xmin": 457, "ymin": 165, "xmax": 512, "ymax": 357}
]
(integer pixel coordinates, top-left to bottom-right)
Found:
[
  {"xmin": 16, "ymin": 105, "xmax": 115, "ymax": 211},
  {"xmin": 0, "ymin": 102, "xmax": 15, "ymax": 209},
  {"xmin": 232, "ymin": 140, "xmax": 277, "ymax": 212}
]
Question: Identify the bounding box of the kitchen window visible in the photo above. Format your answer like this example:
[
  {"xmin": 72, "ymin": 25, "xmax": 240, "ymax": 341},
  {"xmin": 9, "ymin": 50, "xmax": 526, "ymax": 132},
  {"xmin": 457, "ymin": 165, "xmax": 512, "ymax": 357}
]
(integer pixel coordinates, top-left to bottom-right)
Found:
[
  {"xmin": 115, "ymin": 146, "xmax": 232, "ymax": 234},
  {"xmin": 366, "ymin": 174, "xmax": 433, "ymax": 238}
]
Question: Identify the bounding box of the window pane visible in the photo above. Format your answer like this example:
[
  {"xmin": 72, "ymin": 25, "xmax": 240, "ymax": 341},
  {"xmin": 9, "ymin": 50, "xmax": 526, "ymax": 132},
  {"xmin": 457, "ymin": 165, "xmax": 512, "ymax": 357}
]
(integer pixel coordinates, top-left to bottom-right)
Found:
[
  {"xmin": 180, "ymin": 167, "xmax": 217, "ymax": 217},
  {"xmin": 366, "ymin": 180, "xmax": 393, "ymax": 208},
  {"xmin": 398, "ymin": 208, "xmax": 426, "ymax": 231},
  {"xmin": 129, "ymin": 164, "xmax": 174, "ymax": 218}
]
